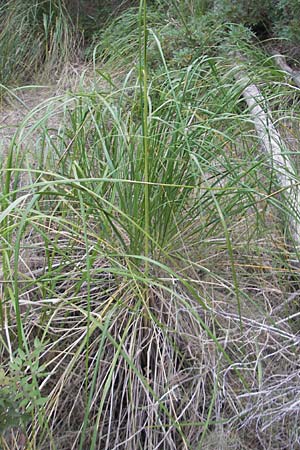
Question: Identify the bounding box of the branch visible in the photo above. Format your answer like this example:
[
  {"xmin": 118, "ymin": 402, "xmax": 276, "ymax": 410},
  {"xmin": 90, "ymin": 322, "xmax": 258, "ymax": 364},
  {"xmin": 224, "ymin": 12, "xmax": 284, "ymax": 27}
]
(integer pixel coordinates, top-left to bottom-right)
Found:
[{"xmin": 273, "ymin": 54, "xmax": 300, "ymax": 88}]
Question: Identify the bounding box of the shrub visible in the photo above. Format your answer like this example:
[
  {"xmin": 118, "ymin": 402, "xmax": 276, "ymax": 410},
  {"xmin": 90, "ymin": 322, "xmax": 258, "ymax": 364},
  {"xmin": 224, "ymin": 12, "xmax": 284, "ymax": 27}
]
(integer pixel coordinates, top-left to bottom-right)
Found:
[
  {"xmin": 0, "ymin": 339, "xmax": 47, "ymax": 437},
  {"xmin": 273, "ymin": 0, "xmax": 300, "ymax": 48},
  {"xmin": 213, "ymin": 0, "xmax": 300, "ymax": 53}
]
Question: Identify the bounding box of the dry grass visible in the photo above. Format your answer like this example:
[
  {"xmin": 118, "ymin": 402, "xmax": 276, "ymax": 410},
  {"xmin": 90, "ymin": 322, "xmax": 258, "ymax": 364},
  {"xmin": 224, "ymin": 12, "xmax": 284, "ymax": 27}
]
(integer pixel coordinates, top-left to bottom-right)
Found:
[{"xmin": 1, "ymin": 198, "xmax": 299, "ymax": 449}]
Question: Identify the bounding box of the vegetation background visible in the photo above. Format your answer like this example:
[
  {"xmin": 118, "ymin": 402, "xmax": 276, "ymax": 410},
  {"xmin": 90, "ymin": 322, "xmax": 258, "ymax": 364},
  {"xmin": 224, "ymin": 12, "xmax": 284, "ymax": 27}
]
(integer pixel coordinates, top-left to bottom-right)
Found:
[{"xmin": 0, "ymin": 1, "xmax": 300, "ymax": 449}]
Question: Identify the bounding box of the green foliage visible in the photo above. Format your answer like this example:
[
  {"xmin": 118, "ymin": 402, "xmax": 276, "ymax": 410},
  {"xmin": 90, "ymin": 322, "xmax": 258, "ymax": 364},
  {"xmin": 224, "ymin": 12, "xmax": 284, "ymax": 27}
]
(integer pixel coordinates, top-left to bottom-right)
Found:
[
  {"xmin": 0, "ymin": 338, "xmax": 47, "ymax": 434},
  {"xmin": 273, "ymin": 0, "xmax": 300, "ymax": 45},
  {"xmin": 90, "ymin": 7, "xmax": 226, "ymax": 70},
  {"xmin": 73, "ymin": 0, "xmax": 140, "ymax": 41},
  {"xmin": 91, "ymin": 0, "xmax": 300, "ymax": 75},
  {"xmin": 0, "ymin": 0, "xmax": 75, "ymax": 87},
  {"xmin": 89, "ymin": 7, "xmax": 166, "ymax": 66},
  {"xmin": 214, "ymin": 0, "xmax": 272, "ymax": 26},
  {"xmin": 148, "ymin": 12, "xmax": 226, "ymax": 68},
  {"xmin": 213, "ymin": 0, "xmax": 300, "ymax": 54}
]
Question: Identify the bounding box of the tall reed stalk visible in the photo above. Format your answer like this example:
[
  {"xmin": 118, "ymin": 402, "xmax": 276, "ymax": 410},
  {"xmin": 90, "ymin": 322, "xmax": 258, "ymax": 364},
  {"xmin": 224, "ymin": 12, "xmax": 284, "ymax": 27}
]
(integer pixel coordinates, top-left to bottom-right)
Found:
[{"xmin": 139, "ymin": 0, "xmax": 150, "ymax": 278}]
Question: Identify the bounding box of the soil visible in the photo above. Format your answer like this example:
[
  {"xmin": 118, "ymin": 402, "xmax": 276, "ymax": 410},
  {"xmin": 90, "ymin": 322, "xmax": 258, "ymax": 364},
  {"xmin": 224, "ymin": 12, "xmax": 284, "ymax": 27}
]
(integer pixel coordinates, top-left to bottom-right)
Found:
[
  {"xmin": 0, "ymin": 87, "xmax": 57, "ymax": 149},
  {"xmin": 0, "ymin": 62, "xmax": 95, "ymax": 152}
]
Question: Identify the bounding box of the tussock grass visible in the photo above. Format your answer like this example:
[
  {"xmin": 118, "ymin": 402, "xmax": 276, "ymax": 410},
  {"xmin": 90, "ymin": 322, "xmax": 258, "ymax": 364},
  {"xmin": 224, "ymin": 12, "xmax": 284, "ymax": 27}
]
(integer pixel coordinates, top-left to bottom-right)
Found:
[
  {"xmin": 0, "ymin": 0, "xmax": 76, "ymax": 89},
  {"xmin": 1, "ymin": 3, "xmax": 300, "ymax": 450}
]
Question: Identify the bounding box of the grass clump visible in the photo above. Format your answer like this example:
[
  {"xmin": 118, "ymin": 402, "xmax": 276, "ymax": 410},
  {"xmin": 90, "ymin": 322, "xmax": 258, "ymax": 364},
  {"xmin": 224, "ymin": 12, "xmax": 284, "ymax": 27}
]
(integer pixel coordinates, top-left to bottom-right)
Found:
[
  {"xmin": 2, "ymin": 57, "xmax": 300, "ymax": 450},
  {"xmin": 1, "ymin": 1, "xmax": 300, "ymax": 449},
  {"xmin": 0, "ymin": 0, "xmax": 76, "ymax": 88}
]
